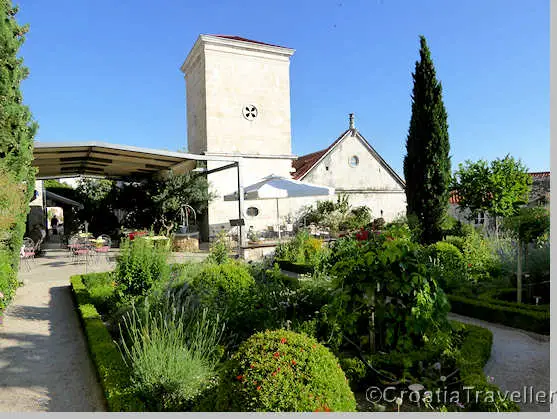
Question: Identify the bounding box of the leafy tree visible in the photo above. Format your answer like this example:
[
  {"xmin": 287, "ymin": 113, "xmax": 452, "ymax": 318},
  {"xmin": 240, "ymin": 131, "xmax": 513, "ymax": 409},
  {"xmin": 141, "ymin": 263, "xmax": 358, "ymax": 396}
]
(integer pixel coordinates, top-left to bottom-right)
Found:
[
  {"xmin": 43, "ymin": 179, "xmax": 72, "ymax": 189},
  {"xmin": 75, "ymin": 178, "xmax": 119, "ymax": 235},
  {"xmin": 502, "ymin": 206, "xmax": 549, "ymax": 303},
  {"xmin": 148, "ymin": 171, "xmax": 214, "ymax": 234},
  {"xmin": 0, "ymin": 1, "xmax": 37, "ymax": 267},
  {"xmin": 113, "ymin": 171, "xmax": 214, "ymax": 235},
  {"xmin": 452, "ymin": 155, "xmax": 532, "ymax": 233},
  {"xmin": 403, "ymin": 35, "xmax": 452, "ymax": 245}
]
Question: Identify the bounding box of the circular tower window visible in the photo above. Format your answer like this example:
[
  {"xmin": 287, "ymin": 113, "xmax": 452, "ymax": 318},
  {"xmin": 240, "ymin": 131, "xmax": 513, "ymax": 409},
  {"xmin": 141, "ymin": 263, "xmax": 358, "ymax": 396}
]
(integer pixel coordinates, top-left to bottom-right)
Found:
[{"xmin": 243, "ymin": 105, "xmax": 258, "ymax": 121}]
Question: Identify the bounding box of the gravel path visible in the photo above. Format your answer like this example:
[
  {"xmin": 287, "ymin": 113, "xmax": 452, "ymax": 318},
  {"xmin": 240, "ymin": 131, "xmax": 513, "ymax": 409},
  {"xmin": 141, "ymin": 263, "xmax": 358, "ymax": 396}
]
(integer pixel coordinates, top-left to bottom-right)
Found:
[
  {"xmin": 448, "ymin": 313, "xmax": 551, "ymax": 412},
  {"xmin": 0, "ymin": 250, "xmax": 112, "ymax": 412}
]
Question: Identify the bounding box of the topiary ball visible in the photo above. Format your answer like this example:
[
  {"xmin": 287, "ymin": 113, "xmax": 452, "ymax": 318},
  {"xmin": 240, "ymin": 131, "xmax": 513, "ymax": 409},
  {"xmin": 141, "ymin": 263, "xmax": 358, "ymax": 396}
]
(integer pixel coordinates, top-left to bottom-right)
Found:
[{"xmin": 216, "ymin": 329, "xmax": 356, "ymax": 412}]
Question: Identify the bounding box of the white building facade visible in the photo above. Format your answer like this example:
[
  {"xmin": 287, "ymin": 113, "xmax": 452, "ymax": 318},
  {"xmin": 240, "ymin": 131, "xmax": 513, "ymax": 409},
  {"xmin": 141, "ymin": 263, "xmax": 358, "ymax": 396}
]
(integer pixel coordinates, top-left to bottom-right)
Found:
[{"xmin": 181, "ymin": 35, "xmax": 406, "ymax": 240}]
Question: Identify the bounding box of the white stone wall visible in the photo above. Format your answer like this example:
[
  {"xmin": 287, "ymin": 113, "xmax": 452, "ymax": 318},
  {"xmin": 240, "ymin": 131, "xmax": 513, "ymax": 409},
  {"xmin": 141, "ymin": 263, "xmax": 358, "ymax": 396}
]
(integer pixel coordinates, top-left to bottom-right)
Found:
[
  {"xmin": 298, "ymin": 131, "xmax": 406, "ymax": 222},
  {"xmin": 301, "ymin": 132, "xmax": 403, "ymax": 191},
  {"xmin": 205, "ymin": 157, "xmax": 295, "ymax": 237},
  {"xmin": 183, "ymin": 35, "xmax": 294, "ymax": 157}
]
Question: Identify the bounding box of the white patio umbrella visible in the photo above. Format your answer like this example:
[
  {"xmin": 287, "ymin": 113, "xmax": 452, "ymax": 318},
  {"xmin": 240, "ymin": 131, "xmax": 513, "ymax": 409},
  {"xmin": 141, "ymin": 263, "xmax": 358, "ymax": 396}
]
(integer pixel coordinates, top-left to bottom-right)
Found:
[{"xmin": 224, "ymin": 174, "xmax": 335, "ymax": 239}]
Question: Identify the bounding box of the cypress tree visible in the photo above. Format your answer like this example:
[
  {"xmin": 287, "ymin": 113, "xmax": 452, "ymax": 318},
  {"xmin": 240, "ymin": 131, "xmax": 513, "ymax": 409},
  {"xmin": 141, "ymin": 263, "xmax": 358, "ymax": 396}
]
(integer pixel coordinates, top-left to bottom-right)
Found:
[
  {"xmin": 0, "ymin": 1, "xmax": 37, "ymax": 262},
  {"xmin": 403, "ymin": 35, "xmax": 451, "ymax": 244}
]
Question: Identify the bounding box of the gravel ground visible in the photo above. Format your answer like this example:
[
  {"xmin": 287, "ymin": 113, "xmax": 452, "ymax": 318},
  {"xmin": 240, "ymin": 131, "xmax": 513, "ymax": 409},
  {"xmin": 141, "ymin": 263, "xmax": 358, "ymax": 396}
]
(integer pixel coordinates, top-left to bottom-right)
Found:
[
  {"xmin": 448, "ymin": 312, "xmax": 551, "ymax": 412},
  {"xmin": 0, "ymin": 250, "xmax": 112, "ymax": 412}
]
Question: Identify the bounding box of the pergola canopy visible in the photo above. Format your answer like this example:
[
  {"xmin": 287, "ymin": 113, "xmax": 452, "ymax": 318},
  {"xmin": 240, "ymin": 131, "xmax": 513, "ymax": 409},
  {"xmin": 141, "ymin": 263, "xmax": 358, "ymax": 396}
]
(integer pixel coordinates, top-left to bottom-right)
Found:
[{"xmin": 33, "ymin": 141, "xmax": 235, "ymax": 179}]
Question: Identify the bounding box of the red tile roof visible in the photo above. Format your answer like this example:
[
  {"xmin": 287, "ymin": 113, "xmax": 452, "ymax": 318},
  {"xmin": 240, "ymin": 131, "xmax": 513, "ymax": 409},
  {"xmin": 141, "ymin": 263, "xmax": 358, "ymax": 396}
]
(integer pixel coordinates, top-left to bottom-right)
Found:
[
  {"xmin": 530, "ymin": 171, "xmax": 550, "ymax": 179},
  {"xmin": 291, "ymin": 129, "xmax": 350, "ymax": 180},
  {"xmin": 209, "ymin": 35, "xmax": 290, "ymax": 49},
  {"xmin": 449, "ymin": 172, "xmax": 549, "ymax": 204}
]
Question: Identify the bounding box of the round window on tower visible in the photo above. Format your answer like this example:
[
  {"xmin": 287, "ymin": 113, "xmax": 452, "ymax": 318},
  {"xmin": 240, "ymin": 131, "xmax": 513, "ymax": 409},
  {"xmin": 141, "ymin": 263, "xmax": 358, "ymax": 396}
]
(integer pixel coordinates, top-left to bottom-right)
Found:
[
  {"xmin": 243, "ymin": 104, "xmax": 258, "ymax": 121},
  {"xmin": 246, "ymin": 207, "xmax": 259, "ymax": 217},
  {"xmin": 349, "ymin": 155, "xmax": 359, "ymax": 167}
]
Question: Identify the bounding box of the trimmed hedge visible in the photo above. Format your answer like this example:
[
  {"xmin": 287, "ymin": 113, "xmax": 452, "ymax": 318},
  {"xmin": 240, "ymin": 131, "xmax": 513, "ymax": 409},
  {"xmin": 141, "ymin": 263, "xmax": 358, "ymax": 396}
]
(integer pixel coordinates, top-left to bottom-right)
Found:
[
  {"xmin": 453, "ymin": 322, "xmax": 519, "ymax": 412},
  {"xmin": 448, "ymin": 294, "xmax": 549, "ymax": 335},
  {"xmin": 275, "ymin": 259, "xmax": 314, "ymax": 274},
  {"xmin": 477, "ymin": 288, "xmax": 549, "ymax": 312},
  {"xmin": 71, "ymin": 274, "xmax": 144, "ymax": 412}
]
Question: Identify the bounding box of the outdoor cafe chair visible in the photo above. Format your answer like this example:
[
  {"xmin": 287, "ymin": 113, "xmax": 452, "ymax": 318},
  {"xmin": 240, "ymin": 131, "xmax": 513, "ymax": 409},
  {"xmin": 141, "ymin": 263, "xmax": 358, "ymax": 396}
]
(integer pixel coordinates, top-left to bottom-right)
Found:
[
  {"xmin": 20, "ymin": 237, "xmax": 36, "ymax": 271},
  {"xmin": 93, "ymin": 234, "xmax": 111, "ymax": 264}
]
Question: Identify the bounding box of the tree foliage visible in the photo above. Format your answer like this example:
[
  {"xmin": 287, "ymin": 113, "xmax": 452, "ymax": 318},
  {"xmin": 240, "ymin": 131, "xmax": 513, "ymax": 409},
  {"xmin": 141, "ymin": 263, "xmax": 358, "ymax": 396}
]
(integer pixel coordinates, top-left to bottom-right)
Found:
[
  {"xmin": 452, "ymin": 155, "xmax": 532, "ymax": 223},
  {"xmin": 403, "ymin": 35, "xmax": 451, "ymax": 245},
  {"xmin": 0, "ymin": 1, "xmax": 37, "ymax": 310}
]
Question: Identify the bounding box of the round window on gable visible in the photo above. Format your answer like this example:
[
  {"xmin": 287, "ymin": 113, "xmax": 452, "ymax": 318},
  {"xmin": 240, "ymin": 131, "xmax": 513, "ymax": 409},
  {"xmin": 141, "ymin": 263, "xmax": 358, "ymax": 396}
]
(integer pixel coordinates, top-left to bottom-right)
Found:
[
  {"xmin": 349, "ymin": 155, "xmax": 359, "ymax": 167},
  {"xmin": 246, "ymin": 207, "xmax": 259, "ymax": 217}
]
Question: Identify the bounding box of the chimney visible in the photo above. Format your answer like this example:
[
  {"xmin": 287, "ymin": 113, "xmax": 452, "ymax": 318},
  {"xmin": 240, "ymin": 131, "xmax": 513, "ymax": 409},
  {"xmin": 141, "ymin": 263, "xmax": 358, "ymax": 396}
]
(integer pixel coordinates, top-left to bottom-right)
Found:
[{"xmin": 349, "ymin": 113, "xmax": 355, "ymax": 130}]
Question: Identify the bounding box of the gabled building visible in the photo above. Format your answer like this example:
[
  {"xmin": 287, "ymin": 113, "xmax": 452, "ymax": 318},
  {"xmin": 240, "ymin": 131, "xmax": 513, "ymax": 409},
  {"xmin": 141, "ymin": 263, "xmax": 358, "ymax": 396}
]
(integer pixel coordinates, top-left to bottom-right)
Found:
[{"xmin": 291, "ymin": 114, "xmax": 406, "ymax": 221}]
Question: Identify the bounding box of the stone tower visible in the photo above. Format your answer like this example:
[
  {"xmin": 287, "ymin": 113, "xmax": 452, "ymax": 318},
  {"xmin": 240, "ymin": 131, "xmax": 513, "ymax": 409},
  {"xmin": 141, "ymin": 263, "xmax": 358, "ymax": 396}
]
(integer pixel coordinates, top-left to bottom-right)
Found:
[
  {"xmin": 181, "ymin": 35, "xmax": 297, "ymax": 239},
  {"xmin": 181, "ymin": 34, "xmax": 295, "ymax": 156}
]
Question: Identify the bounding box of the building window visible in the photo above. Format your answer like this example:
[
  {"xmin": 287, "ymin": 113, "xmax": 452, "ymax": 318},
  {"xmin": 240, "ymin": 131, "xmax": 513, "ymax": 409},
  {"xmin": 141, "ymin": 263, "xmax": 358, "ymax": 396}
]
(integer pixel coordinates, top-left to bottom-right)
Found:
[
  {"xmin": 243, "ymin": 104, "xmax": 258, "ymax": 121},
  {"xmin": 474, "ymin": 212, "xmax": 485, "ymax": 225},
  {"xmin": 349, "ymin": 155, "xmax": 359, "ymax": 167},
  {"xmin": 246, "ymin": 207, "xmax": 259, "ymax": 217}
]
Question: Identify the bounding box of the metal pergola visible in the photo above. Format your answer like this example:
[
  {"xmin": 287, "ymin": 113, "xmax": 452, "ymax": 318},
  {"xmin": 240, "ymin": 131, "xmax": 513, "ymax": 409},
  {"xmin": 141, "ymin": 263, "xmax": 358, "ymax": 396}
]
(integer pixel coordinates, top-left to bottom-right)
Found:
[{"xmin": 32, "ymin": 141, "xmax": 246, "ymax": 252}]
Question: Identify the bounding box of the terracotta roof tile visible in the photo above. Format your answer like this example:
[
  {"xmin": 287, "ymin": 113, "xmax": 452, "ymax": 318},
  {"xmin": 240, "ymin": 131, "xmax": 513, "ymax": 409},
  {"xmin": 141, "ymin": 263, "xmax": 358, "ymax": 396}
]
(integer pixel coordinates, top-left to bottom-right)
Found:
[
  {"xmin": 209, "ymin": 35, "xmax": 290, "ymax": 49},
  {"xmin": 291, "ymin": 129, "xmax": 351, "ymax": 180}
]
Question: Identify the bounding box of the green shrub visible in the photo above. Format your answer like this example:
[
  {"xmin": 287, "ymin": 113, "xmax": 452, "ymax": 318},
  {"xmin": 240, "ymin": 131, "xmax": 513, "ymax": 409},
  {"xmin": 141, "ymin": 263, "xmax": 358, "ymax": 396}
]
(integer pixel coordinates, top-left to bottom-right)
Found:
[
  {"xmin": 0, "ymin": 248, "xmax": 18, "ymax": 312},
  {"xmin": 70, "ymin": 275, "xmax": 144, "ymax": 411},
  {"xmin": 216, "ymin": 329, "xmax": 356, "ymax": 412},
  {"xmin": 118, "ymin": 300, "xmax": 224, "ymax": 411},
  {"xmin": 207, "ymin": 231, "xmax": 230, "ymax": 265},
  {"xmin": 275, "ymin": 230, "xmax": 326, "ymax": 266},
  {"xmin": 114, "ymin": 237, "xmax": 171, "ymax": 300},
  {"xmin": 461, "ymin": 228, "xmax": 501, "ymax": 281},
  {"xmin": 427, "ymin": 241, "xmax": 467, "ymax": 291},
  {"xmin": 339, "ymin": 357, "xmax": 367, "ymax": 389},
  {"xmin": 189, "ymin": 260, "xmax": 255, "ymax": 341},
  {"xmin": 323, "ymin": 235, "xmax": 451, "ymax": 353},
  {"xmin": 443, "ymin": 235, "xmax": 465, "ymax": 252},
  {"xmin": 447, "ymin": 294, "xmax": 549, "ymax": 334}
]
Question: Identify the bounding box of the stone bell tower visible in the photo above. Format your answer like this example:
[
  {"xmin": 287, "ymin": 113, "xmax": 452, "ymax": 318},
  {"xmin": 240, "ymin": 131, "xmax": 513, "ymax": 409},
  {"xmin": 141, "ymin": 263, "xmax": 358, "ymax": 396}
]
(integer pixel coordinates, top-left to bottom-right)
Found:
[
  {"xmin": 181, "ymin": 35, "xmax": 297, "ymax": 239},
  {"xmin": 181, "ymin": 34, "xmax": 295, "ymax": 157}
]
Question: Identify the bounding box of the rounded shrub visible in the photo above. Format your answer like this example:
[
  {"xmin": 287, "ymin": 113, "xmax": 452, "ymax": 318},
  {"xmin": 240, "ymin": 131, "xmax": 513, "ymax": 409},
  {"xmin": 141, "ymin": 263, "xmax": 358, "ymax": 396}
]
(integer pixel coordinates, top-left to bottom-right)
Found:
[
  {"xmin": 216, "ymin": 329, "xmax": 356, "ymax": 412},
  {"xmin": 189, "ymin": 260, "xmax": 256, "ymax": 341},
  {"xmin": 428, "ymin": 241, "xmax": 467, "ymax": 291},
  {"xmin": 191, "ymin": 260, "xmax": 255, "ymax": 309}
]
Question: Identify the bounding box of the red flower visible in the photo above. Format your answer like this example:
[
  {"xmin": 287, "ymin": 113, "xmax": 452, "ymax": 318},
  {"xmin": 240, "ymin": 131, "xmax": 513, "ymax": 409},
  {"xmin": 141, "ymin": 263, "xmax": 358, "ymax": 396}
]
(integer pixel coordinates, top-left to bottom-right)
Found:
[
  {"xmin": 236, "ymin": 375, "xmax": 243, "ymax": 381},
  {"xmin": 273, "ymin": 352, "xmax": 280, "ymax": 358},
  {"xmin": 280, "ymin": 338, "xmax": 287, "ymax": 344},
  {"xmin": 250, "ymin": 364, "xmax": 255, "ymax": 369},
  {"xmin": 272, "ymin": 371, "xmax": 277, "ymax": 376},
  {"xmin": 257, "ymin": 386, "xmax": 261, "ymax": 391},
  {"xmin": 291, "ymin": 360, "xmax": 297, "ymax": 365}
]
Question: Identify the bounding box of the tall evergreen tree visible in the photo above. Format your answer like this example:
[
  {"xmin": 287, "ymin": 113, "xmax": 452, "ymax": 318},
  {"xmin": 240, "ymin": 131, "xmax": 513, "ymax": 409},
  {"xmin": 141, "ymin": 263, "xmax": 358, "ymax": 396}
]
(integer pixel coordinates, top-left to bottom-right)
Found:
[
  {"xmin": 403, "ymin": 35, "xmax": 451, "ymax": 244},
  {"xmin": 0, "ymin": 1, "xmax": 37, "ymax": 260}
]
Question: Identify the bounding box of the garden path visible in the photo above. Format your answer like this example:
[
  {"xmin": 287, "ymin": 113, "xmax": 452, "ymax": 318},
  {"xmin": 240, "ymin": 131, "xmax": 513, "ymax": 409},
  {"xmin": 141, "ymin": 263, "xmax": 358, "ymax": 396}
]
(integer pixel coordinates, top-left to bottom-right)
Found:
[
  {"xmin": 0, "ymin": 249, "xmax": 112, "ymax": 412},
  {"xmin": 448, "ymin": 312, "xmax": 550, "ymax": 412}
]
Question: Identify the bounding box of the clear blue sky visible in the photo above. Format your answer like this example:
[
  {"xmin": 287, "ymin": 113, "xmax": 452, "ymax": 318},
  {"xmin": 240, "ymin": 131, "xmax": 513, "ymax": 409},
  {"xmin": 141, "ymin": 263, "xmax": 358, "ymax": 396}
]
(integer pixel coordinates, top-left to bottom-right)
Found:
[{"xmin": 17, "ymin": 0, "xmax": 549, "ymax": 175}]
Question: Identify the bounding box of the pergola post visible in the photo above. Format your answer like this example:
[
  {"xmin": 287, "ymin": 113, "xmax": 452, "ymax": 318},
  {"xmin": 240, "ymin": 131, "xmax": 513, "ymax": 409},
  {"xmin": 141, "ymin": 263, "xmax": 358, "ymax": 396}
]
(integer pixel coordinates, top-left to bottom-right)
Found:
[{"xmin": 236, "ymin": 157, "xmax": 246, "ymax": 255}]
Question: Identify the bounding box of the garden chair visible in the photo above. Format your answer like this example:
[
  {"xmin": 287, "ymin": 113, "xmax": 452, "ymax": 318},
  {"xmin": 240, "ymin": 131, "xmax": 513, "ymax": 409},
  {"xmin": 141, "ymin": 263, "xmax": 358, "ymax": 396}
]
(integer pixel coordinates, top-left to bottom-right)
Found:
[
  {"xmin": 93, "ymin": 234, "xmax": 111, "ymax": 264},
  {"xmin": 20, "ymin": 237, "xmax": 35, "ymax": 271}
]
